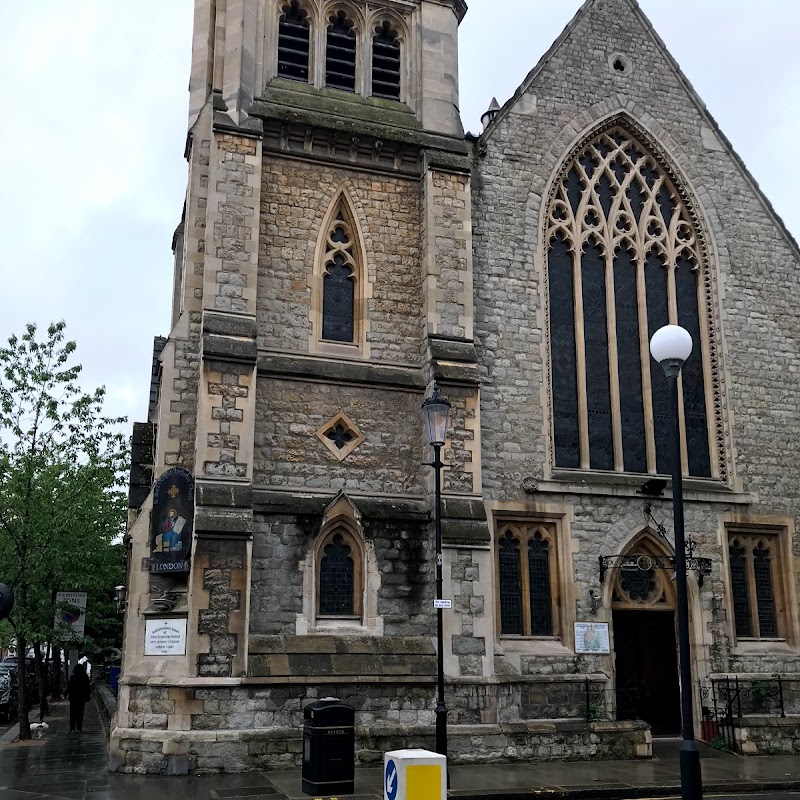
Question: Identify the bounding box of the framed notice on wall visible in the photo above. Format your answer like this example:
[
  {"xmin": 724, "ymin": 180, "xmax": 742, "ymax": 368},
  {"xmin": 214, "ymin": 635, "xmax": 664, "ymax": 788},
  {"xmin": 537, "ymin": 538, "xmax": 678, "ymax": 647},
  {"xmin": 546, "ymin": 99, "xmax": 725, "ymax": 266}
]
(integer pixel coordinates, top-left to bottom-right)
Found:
[
  {"xmin": 574, "ymin": 622, "xmax": 610, "ymax": 654},
  {"xmin": 145, "ymin": 618, "xmax": 188, "ymax": 656}
]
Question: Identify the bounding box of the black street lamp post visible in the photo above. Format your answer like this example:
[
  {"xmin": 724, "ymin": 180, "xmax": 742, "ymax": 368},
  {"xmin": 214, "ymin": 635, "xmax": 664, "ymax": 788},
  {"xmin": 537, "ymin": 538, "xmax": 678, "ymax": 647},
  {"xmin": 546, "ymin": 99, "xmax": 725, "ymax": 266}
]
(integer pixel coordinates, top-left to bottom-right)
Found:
[
  {"xmin": 421, "ymin": 384, "xmax": 451, "ymax": 759},
  {"xmin": 650, "ymin": 325, "xmax": 703, "ymax": 800}
]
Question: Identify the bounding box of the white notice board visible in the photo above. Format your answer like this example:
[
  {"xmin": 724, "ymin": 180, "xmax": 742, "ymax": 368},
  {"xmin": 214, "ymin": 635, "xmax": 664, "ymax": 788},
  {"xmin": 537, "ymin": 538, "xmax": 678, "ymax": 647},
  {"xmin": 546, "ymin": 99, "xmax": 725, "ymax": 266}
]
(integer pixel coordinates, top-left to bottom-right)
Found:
[
  {"xmin": 145, "ymin": 618, "xmax": 188, "ymax": 656},
  {"xmin": 574, "ymin": 622, "xmax": 610, "ymax": 654}
]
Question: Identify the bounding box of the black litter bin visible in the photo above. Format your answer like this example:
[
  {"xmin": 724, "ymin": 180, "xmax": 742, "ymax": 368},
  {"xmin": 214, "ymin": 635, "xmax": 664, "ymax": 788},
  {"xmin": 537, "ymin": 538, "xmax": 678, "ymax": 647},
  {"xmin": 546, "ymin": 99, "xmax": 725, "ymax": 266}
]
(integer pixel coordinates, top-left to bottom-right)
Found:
[{"xmin": 301, "ymin": 699, "xmax": 355, "ymax": 796}]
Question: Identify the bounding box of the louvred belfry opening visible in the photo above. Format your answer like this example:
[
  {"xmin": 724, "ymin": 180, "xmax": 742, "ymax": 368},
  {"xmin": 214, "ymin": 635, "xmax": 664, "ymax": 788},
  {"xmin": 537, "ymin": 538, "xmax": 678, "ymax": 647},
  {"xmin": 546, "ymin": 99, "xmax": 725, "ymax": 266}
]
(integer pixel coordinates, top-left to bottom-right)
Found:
[
  {"xmin": 277, "ymin": 0, "xmax": 311, "ymax": 82},
  {"xmin": 372, "ymin": 21, "xmax": 401, "ymax": 100},
  {"xmin": 546, "ymin": 123, "xmax": 716, "ymax": 479},
  {"xmin": 326, "ymin": 10, "xmax": 357, "ymax": 92}
]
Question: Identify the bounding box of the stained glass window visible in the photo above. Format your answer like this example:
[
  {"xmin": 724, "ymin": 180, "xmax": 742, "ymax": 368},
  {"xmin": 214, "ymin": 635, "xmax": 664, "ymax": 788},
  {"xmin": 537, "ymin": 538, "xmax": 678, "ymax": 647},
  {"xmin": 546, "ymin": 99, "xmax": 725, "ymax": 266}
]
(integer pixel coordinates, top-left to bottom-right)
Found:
[
  {"xmin": 277, "ymin": 1, "xmax": 310, "ymax": 82},
  {"xmin": 675, "ymin": 256, "xmax": 711, "ymax": 477},
  {"xmin": 372, "ymin": 22, "xmax": 401, "ymax": 100},
  {"xmin": 326, "ymin": 11, "xmax": 356, "ymax": 92},
  {"xmin": 499, "ymin": 532, "xmax": 523, "ymax": 635},
  {"xmin": 549, "ymin": 235, "xmax": 580, "ymax": 467},
  {"xmin": 319, "ymin": 533, "xmax": 355, "ymax": 615},
  {"xmin": 528, "ymin": 533, "xmax": 553, "ymax": 635},
  {"xmin": 322, "ymin": 255, "xmax": 355, "ymax": 341},
  {"xmin": 753, "ymin": 542, "xmax": 777, "ymax": 638},
  {"xmin": 614, "ymin": 247, "xmax": 646, "ymax": 473},
  {"xmin": 319, "ymin": 199, "xmax": 361, "ymax": 346},
  {"xmin": 498, "ymin": 525, "xmax": 558, "ymax": 638},
  {"xmin": 546, "ymin": 124, "xmax": 717, "ymax": 478},
  {"xmin": 582, "ymin": 241, "xmax": 613, "ymax": 470},
  {"xmin": 729, "ymin": 541, "xmax": 751, "ymax": 638}
]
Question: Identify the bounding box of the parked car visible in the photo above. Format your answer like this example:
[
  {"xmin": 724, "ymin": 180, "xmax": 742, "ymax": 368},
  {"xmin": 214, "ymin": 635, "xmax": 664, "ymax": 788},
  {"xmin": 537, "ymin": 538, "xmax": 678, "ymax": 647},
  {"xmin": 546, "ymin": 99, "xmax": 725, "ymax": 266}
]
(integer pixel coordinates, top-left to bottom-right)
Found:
[
  {"xmin": 0, "ymin": 659, "xmax": 37, "ymax": 706},
  {"xmin": 0, "ymin": 671, "xmax": 17, "ymax": 723}
]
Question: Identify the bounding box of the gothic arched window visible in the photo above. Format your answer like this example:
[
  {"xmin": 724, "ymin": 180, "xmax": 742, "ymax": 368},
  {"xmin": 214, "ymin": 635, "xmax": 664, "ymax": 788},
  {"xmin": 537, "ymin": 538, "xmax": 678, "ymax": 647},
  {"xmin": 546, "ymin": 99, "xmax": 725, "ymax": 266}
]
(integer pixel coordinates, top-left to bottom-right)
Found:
[
  {"xmin": 497, "ymin": 525, "xmax": 558, "ymax": 637},
  {"xmin": 372, "ymin": 21, "xmax": 401, "ymax": 100},
  {"xmin": 277, "ymin": 1, "xmax": 311, "ymax": 82},
  {"xmin": 321, "ymin": 201, "xmax": 359, "ymax": 343},
  {"xmin": 318, "ymin": 532, "xmax": 356, "ymax": 616},
  {"xmin": 326, "ymin": 10, "xmax": 357, "ymax": 92},
  {"xmin": 546, "ymin": 124, "xmax": 714, "ymax": 478}
]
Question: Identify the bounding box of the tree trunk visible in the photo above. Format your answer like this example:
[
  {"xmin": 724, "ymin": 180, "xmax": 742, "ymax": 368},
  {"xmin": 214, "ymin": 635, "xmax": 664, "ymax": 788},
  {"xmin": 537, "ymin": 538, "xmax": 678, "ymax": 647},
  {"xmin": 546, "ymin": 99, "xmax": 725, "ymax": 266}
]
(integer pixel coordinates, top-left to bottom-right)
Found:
[
  {"xmin": 32, "ymin": 641, "xmax": 48, "ymax": 721},
  {"xmin": 16, "ymin": 637, "xmax": 30, "ymax": 740}
]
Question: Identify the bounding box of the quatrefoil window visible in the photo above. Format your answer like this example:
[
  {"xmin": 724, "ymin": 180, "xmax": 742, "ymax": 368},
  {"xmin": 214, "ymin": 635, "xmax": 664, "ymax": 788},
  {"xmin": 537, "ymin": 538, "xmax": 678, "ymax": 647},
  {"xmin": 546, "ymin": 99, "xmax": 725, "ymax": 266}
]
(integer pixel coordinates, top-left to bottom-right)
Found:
[{"xmin": 316, "ymin": 412, "xmax": 365, "ymax": 461}]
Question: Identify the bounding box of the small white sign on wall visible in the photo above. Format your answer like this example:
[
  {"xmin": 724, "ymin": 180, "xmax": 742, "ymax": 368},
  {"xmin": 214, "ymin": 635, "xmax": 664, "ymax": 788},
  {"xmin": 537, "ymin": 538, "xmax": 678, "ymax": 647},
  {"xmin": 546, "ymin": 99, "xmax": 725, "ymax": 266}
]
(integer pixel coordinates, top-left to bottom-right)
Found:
[
  {"xmin": 145, "ymin": 618, "xmax": 187, "ymax": 656},
  {"xmin": 574, "ymin": 622, "xmax": 610, "ymax": 654}
]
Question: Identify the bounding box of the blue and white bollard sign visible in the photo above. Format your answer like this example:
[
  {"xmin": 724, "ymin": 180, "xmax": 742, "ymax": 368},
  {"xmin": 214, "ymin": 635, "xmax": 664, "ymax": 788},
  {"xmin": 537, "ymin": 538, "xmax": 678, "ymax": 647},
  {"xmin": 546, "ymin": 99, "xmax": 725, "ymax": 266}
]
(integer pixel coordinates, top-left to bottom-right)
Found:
[{"xmin": 384, "ymin": 749, "xmax": 446, "ymax": 800}]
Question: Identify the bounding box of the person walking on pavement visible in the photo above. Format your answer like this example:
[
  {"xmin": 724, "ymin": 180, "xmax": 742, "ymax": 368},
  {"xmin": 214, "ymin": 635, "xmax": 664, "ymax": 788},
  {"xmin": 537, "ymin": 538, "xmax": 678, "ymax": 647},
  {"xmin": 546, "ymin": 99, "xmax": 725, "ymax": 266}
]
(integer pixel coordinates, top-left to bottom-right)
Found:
[
  {"xmin": 78, "ymin": 655, "xmax": 92, "ymax": 680},
  {"xmin": 66, "ymin": 663, "xmax": 91, "ymax": 733}
]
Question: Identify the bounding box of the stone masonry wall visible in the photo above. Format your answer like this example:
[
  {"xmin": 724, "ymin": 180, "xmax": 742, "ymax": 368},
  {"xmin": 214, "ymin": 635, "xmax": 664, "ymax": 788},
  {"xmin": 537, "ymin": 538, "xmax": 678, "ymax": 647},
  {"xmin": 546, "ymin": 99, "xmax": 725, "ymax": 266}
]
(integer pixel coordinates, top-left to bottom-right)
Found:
[
  {"xmin": 249, "ymin": 513, "xmax": 432, "ymax": 637},
  {"xmin": 472, "ymin": 0, "xmax": 800, "ymax": 673},
  {"xmin": 253, "ymin": 379, "xmax": 425, "ymax": 495},
  {"xmin": 258, "ymin": 159, "xmax": 421, "ymax": 364},
  {"xmin": 111, "ymin": 681, "xmax": 650, "ymax": 774}
]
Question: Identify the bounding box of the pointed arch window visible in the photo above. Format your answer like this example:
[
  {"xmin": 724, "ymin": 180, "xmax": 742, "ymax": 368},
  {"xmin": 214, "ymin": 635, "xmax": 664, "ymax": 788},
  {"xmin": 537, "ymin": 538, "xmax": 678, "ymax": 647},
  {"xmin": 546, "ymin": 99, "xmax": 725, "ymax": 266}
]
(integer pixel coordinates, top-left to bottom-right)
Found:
[
  {"xmin": 546, "ymin": 125, "xmax": 715, "ymax": 478},
  {"xmin": 320, "ymin": 199, "xmax": 361, "ymax": 344},
  {"xmin": 277, "ymin": 0, "xmax": 311, "ymax": 82},
  {"xmin": 372, "ymin": 21, "xmax": 401, "ymax": 100},
  {"xmin": 326, "ymin": 10, "xmax": 357, "ymax": 92},
  {"xmin": 497, "ymin": 524, "xmax": 558, "ymax": 637},
  {"xmin": 317, "ymin": 527, "xmax": 364, "ymax": 619}
]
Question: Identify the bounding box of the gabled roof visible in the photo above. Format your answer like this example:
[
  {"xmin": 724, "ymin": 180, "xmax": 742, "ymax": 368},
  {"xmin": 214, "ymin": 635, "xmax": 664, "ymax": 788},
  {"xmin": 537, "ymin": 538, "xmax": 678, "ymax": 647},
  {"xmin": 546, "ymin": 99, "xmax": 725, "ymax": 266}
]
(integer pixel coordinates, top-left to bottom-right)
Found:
[{"xmin": 482, "ymin": 0, "xmax": 799, "ymax": 259}]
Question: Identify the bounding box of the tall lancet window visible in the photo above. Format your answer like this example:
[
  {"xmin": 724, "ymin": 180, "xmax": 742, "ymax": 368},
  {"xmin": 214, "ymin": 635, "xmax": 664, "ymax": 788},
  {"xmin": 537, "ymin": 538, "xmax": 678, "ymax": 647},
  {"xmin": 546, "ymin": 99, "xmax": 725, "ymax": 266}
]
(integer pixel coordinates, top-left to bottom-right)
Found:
[
  {"xmin": 372, "ymin": 21, "xmax": 401, "ymax": 100},
  {"xmin": 321, "ymin": 197, "xmax": 360, "ymax": 344},
  {"xmin": 277, "ymin": 1, "xmax": 311, "ymax": 82},
  {"xmin": 546, "ymin": 124, "xmax": 714, "ymax": 478},
  {"xmin": 326, "ymin": 10, "xmax": 357, "ymax": 92}
]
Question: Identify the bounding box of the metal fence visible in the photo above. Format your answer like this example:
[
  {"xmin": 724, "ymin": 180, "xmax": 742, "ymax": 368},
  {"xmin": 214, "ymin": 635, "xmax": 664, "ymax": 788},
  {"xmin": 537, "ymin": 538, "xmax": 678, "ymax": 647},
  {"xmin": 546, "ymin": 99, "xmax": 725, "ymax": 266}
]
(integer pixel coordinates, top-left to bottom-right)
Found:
[{"xmin": 700, "ymin": 676, "xmax": 798, "ymax": 751}]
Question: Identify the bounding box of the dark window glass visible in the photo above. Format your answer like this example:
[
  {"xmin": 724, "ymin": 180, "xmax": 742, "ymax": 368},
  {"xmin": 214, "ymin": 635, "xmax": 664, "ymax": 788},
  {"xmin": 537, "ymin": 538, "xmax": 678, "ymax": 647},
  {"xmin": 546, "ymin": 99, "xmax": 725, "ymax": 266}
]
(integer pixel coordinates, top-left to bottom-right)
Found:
[
  {"xmin": 596, "ymin": 172, "xmax": 615, "ymax": 218},
  {"xmin": 565, "ymin": 167, "xmax": 583, "ymax": 213},
  {"xmin": 614, "ymin": 247, "xmax": 647, "ymax": 473},
  {"xmin": 372, "ymin": 21, "xmax": 401, "ymax": 100},
  {"xmin": 277, "ymin": 1, "xmax": 310, "ymax": 82},
  {"xmin": 322, "ymin": 255, "xmax": 355, "ymax": 342},
  {"xmin": 729, "ymin": 542, "xmax": 752, "ymax": 638},
  {"xmin": 549, "ymin": 235, "xmax": 580, "ymax": 468},
  {"xmin": 753, "ymin": 543, "xmax": 777, "ymax": 637},
  {"xmin": 326, "ymin": 11, "xmax": 356, "ymax": 92},
  {"xmin": 675, "ymin": 256, "xmax": 711, "ymax": 477},
  {"xmin": 528, "ymin": 533, "xmax": 553, "ymax": 636},
  {"xmin": 499, "ymin": 532, "xmax": 523, "ymax": 635},
  {"xmin": 582, "ymin": 240, "xmax": 613, "ymax": 471},
  {"xmin": 645, "ymin": 252, "xmax": 671, "ymax": 474},
  {"xmin": 319, "ymin": 533, "xmax": 354, "ymax": 615}
]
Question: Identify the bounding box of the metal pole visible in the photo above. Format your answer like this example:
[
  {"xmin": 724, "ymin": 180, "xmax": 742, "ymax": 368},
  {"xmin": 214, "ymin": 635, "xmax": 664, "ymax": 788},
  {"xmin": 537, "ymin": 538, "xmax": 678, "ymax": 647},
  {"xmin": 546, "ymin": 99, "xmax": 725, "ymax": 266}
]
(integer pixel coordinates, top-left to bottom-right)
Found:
[
  {"xmin": 433, "ymin": 442, "xmax": 448, "ymax": 759},
  {"xmin": 668, "ymin": 372, "xmax": 703, "ymax": 800}
]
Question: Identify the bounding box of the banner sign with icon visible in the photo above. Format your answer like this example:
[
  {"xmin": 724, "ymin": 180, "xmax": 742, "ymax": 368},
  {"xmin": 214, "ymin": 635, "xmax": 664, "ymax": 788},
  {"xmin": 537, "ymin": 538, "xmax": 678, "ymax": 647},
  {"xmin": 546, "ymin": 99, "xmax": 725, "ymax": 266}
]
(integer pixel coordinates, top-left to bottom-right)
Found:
[{"xmin": 149, "ymin": 467, "xmax": 194, "ymax": 574}]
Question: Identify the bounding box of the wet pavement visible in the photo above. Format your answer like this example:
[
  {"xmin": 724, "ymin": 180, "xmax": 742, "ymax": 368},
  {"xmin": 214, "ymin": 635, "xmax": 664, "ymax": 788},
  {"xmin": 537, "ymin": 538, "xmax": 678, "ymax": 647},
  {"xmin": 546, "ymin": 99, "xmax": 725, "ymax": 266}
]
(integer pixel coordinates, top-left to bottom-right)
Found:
[{"xmin": 2, "ymin": 700, "xmax": 800, "ymax": 800}]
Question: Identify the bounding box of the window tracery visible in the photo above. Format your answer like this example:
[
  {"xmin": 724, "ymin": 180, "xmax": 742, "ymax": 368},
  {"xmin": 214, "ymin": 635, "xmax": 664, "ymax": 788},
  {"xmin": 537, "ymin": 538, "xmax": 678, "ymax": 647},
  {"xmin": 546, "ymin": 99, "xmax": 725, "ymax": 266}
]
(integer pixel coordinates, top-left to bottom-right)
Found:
[
  {"xmin": 728, "ymin": 533, "xmax": 780, "ymax": 640},
  {"xmin": 546, "ymin": 124, "xmax": 716, "ymax": 478},
  {"xmin": 321, "ymin": 201, "xmax": 358, "ymax": 344},
  {"xmin": 497, "ymin": 524, "xmax": 558, "ymax": 637}
]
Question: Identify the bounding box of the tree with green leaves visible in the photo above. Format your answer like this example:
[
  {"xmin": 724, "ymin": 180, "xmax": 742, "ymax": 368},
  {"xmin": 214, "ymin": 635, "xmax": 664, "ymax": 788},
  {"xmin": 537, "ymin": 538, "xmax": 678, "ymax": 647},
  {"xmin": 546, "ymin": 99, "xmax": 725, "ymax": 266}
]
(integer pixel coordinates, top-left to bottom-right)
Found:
[{"xmin": 0, "ymin": 322, "xmax": 127, "ymax": 739}]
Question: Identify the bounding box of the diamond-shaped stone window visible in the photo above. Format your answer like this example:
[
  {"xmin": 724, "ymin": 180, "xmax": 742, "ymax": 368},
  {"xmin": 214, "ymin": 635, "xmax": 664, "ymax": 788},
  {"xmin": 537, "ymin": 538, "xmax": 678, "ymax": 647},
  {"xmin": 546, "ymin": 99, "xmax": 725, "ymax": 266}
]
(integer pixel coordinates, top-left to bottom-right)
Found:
[{"xmin": 316, "ymin": 411, "xmax": 365, "ymax": 461}]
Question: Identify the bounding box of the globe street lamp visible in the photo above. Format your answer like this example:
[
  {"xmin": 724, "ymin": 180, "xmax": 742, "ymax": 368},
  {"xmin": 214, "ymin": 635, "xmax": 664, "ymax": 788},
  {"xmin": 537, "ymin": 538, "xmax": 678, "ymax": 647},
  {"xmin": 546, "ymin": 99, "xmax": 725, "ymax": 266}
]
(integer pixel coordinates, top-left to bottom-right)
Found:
[
  {"xmin": 649, "ymin": 325, "xmax": 703, "ymax": 800},
  {"xmin": 421, "ymin": 385, "xmax": 451, "ymax": 759}
]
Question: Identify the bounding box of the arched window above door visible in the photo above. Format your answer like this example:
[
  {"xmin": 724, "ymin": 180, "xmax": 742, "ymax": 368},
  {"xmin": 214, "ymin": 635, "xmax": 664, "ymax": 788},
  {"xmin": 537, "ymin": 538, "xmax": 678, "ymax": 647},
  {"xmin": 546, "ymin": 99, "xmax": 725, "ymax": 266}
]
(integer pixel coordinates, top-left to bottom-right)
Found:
[{"xmin": 546, "ymin": 122, "xmax": 720, "ymax": 480}]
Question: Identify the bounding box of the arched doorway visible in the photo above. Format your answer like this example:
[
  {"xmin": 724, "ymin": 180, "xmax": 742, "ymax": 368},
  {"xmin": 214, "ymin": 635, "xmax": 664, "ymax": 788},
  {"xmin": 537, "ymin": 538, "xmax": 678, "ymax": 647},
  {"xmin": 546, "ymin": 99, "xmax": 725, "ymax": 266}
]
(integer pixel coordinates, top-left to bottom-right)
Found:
[{"xmin": 612, "ymin": 533, "xmax": 681, "ymax": 735}]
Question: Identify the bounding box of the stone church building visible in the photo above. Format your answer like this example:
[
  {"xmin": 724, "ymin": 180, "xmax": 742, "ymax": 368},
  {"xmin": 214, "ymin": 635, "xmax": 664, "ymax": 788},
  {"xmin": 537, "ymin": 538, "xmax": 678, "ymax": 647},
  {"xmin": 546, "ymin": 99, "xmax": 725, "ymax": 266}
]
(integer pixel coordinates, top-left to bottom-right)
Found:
[{"xmin": 113, "ymin": 0, "xmax": 800, "ymax": 774}]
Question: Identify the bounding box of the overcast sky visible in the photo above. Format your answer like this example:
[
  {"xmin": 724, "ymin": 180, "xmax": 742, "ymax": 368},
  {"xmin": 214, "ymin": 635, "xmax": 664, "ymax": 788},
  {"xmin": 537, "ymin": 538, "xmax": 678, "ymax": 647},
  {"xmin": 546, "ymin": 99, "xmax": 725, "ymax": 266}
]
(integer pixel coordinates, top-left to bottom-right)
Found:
[{"xmin": 1, "ymin": 1, "xmax": 797, "ymax": 430}]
